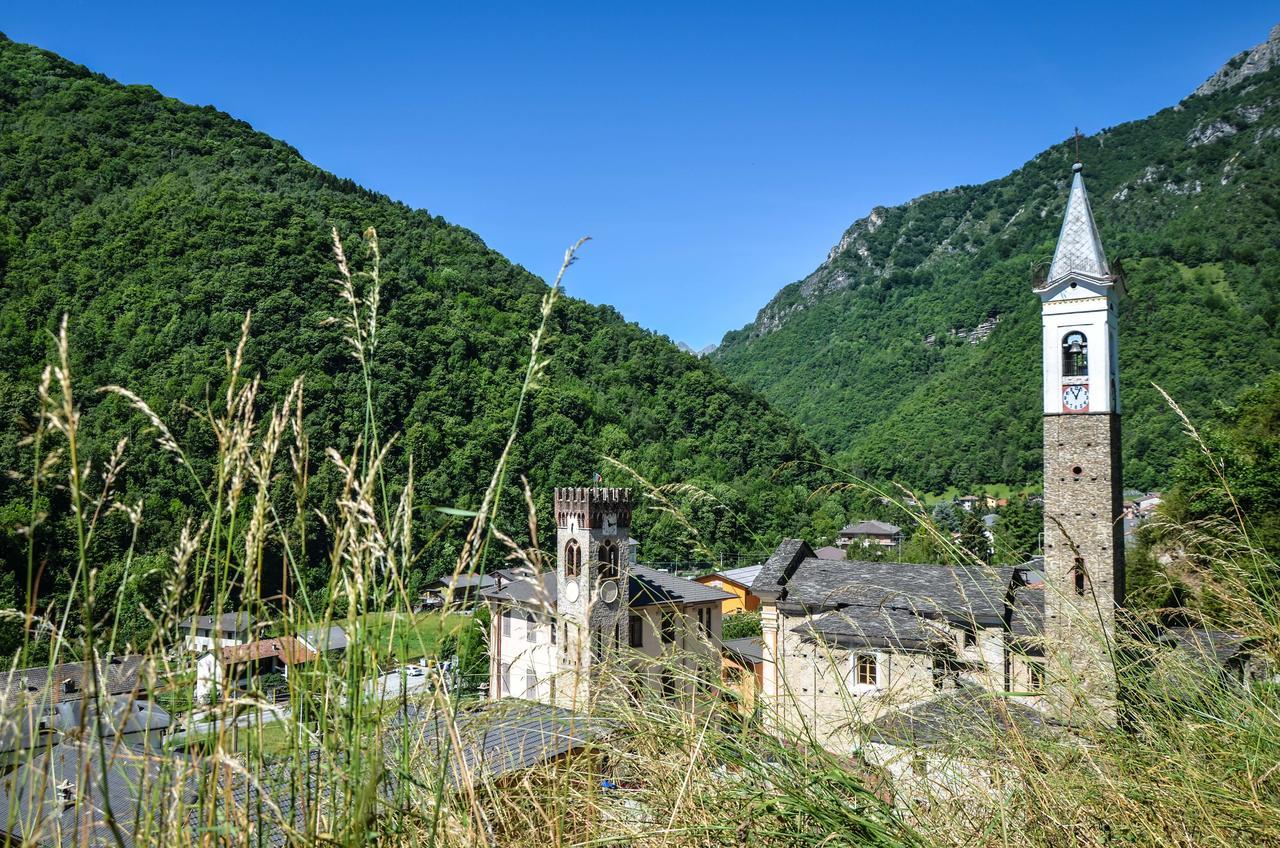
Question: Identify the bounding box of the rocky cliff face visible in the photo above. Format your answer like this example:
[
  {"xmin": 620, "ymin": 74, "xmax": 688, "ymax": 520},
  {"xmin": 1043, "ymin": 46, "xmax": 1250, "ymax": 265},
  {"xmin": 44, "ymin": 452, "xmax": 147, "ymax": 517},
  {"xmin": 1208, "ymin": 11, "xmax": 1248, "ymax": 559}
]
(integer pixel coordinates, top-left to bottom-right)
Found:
[
  {"xmin": 1194, "ymin": 24, "xmax": 1280, "ymax": 97},
  {"xmin": 734, "ymin": 22, "xmax": 1280, "ymax": 345}
]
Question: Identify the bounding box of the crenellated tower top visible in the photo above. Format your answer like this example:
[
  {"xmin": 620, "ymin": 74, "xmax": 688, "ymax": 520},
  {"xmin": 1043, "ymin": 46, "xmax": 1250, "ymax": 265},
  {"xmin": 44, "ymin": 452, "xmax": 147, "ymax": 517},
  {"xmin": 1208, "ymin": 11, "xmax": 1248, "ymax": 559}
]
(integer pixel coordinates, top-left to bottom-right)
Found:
[{"xmin": 554, "ymin": 487, "xmax": 632, "ymax": 530}]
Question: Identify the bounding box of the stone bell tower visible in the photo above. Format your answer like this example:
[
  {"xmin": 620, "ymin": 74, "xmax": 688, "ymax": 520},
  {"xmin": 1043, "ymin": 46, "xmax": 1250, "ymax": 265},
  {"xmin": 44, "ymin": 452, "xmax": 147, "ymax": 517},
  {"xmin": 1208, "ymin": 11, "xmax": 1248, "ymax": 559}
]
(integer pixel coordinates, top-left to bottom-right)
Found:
[
  {"xmin": 1036, "ymin": 161, "xmax": 1125, "ymax": 716},
  {"xmin": 553, "ymin": 486, "xmax": 632, "ymax": 706}
]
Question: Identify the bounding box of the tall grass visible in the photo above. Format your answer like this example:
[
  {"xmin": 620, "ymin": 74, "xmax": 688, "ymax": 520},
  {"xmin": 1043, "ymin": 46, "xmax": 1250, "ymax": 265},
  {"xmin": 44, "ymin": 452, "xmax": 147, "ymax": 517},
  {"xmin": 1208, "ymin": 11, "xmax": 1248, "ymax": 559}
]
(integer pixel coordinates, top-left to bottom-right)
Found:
[{"xmin": 3, "ymin": 229, "xmax": 1278, "ymax": 847}]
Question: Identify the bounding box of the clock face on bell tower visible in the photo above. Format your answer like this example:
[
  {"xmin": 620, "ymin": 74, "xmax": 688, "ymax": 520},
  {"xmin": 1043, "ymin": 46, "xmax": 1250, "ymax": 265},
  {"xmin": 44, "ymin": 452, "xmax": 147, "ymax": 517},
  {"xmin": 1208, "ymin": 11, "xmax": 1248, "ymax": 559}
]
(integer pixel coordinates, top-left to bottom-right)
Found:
[{"xmin": 1062, "ymin": 384, "xmax": 1089, "ymax": 412}]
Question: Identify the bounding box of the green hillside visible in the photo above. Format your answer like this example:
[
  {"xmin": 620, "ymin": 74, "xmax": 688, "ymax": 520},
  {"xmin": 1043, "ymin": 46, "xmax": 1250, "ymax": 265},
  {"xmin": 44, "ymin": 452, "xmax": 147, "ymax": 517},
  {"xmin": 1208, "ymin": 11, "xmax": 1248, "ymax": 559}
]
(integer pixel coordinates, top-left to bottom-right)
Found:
[
  {"xmin": 0, "ymin": 33, "xmax": 827, "ymax": 599},
  {"xmin": 714, "ymin": 42, "xmax": 1280, "ymax": 494}
]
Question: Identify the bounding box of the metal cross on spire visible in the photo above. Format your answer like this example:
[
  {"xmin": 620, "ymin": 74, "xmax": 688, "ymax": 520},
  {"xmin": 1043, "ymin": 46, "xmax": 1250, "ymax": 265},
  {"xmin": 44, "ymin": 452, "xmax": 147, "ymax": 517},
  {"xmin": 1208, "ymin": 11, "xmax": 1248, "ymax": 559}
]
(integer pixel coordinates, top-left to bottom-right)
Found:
[{"xmin": 1074, "ymin": 127, "xmax": 1082, "ymax": 164}]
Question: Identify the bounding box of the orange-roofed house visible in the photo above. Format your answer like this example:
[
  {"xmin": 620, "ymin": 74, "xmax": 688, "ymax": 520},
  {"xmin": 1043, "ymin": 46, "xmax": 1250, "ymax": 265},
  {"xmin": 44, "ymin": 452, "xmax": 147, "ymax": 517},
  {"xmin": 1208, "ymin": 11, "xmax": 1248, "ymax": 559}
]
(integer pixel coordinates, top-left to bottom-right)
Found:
[{"xmin": 194, "ymin": 636, "xmax": 316, "ymax": 703}]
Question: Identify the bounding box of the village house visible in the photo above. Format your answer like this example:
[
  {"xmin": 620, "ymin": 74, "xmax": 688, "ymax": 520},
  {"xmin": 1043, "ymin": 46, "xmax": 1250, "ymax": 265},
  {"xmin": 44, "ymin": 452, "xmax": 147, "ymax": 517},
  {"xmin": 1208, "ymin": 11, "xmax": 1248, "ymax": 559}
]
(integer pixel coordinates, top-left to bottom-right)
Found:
[
  {"xmin": 483, "ymin": 487, "xmax": 732, "ymax": 708},
  {"xmin": 837, "ymin": 521, "xmax": 904, "ymax": 549},
  {"xmin": 177, "ymin": 612, "xmax": 254, "ymax": 653},
  {"xmin": 194, "ymin": 636, "xmax": 316, "ymax": 703},
  {"xmin": 693, "ymin": 563, "xmax": 761, "ymax": 614}
]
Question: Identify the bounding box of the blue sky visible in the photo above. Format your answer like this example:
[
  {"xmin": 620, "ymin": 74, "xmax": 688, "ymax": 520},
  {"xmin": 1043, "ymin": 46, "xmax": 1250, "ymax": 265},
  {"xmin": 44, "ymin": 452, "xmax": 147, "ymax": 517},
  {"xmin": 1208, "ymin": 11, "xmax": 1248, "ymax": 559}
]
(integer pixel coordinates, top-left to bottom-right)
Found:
[{"xmin": 4, "ymin": 3, "xmax": 1277, "ymax": 348}]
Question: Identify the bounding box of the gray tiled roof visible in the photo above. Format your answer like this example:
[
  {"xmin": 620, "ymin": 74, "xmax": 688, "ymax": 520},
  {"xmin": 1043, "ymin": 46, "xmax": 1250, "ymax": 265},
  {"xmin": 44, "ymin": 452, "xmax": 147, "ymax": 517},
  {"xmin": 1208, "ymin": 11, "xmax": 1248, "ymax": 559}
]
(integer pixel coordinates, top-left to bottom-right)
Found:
[
  {"xmin": 483, "ymin": 565, "xmax": 732, "ymax": 610},
  {"xmin": 750, "ymin": 538, "xmax": 814, "ymax": 600},
  {"xmin": 1010, "ymin": 586, "xmax": 1044, "ymax": 641},
  {"xmin": 0, "ymin": 655, "xmax": 150, "ymax": 705},
  {"xmin": 629, "ymin": 564, "xmax": 733, "ymax": 607},
  {"xmin": 177, "ymin": 611, "xmax": 252, "ymax": 633},
  {"xmin": 702, "ymin": 564, "xmax": 762, "ymax": 588},
  {"xmin": 722, "ymin": 637, "xmax": 764, "ymax": 666},
  {"xmin": 793, "ymin": 606, "xmax": 954, "ymax": 653},
  {"xmin": 482, "ymin": 570, "xmax": 556, "ymax": 611},
  {"xmin": 1160, "ymin": 626, "xmax": 1251, "ymax": 666},
  {"xmin": 298, "ymin": 625, "xmax": 349, "ymax": 653},
  {"xmin": 424, "ymin": 573, "xmax": 496, "ymax": 593},
  {"xmin": 866, "ymin": 686, "xmax": 1055, "ymax": 748},
  {"xmin": 392, "ymin": 699, "xmax": 606, "ymax": 787},
  {"xmin": 0, "ymin": 741, "xmax": 198, "ymax": 847},
  {"xmin": 767, "ymin": 554, "xmax": 1013, "ymax": 626},
  {"xmin": 0, "ymin": 699, "xmax": 604, "ymax": 847}
]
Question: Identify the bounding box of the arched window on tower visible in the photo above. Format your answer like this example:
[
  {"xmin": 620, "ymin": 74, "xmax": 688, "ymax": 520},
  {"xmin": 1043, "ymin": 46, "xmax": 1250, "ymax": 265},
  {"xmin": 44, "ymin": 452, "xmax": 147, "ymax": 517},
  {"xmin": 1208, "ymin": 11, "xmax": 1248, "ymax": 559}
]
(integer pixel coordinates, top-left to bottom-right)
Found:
[
  {"xmin": 1072, "ymin": 557, "xmax": 1087, "ymax": 596},
  {"xmin": 564, "ymin": 539, "xmax": 581, "ymax": 577},
  {"xmin": 599, "ymin": 541, "xmax": 619, "ymax": 580},
  {"xmin": 1062, "ymin": 332, "xmax": 1089, "ymax": 378}
]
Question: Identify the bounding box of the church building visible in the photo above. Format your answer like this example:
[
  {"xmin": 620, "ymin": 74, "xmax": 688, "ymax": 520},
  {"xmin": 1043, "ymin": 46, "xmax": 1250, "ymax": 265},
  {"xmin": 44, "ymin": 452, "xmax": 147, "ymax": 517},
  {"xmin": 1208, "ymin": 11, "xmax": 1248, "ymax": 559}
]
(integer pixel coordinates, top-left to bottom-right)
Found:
[{"xmin": 483, "ymin": 487, "xmax": 732, "ymax": 708}]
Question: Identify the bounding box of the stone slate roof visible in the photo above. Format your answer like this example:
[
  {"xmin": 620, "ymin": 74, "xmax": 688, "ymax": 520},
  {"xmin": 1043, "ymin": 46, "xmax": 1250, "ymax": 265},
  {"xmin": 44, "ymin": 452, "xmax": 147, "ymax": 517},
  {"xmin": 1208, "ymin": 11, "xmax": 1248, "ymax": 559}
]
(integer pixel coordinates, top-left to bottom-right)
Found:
[
  {"xmin": 0, "ymin": 655, "xmax": 150, "ymax": 705},
  {"xmin": 483, "ymin": 565, "xmax": 731, "ymax": 610},
  {"xmin": 722, "ymin": 637, "xmax": 764, "ymax": 666},
  {"xmin": 840, "ymin": 520, "xmax": 901, "ymax": 536},
  {"xmin": 761, "ymin": 551, "xmax": 1013, "ymax": 626},
  {"xmin": 814, "ymin": 545, "xmax": 845, "ymax": 560},
  {"xmin": 866, "ymin": 686, "xmax": 1056, "ymax": 748},
  {"xmin": 1010, "ymin": 585, "xmax": 1044, "ymax": 643},
  {"xmin": 793, "ymin": 606, "xmax": 954, "ymax": 653},
  {"xmin": 751, "ymin": 538, "xmax": 815, "ymax": 601},
  {"xmin": 1160, "ymin": 626, "xmax": 1251, "ymax": 666}
]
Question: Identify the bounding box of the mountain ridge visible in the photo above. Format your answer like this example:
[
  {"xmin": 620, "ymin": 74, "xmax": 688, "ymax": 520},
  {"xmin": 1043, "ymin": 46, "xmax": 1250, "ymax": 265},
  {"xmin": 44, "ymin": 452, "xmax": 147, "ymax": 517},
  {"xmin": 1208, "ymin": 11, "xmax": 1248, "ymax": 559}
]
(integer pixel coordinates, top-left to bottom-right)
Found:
[
  {"xmin": 0, "ymin": 34, "xmax": 828, "ymax": 589},
  {"xmin": 713, "ymin": 23, "xmax": 1280, "ymax": 493}
]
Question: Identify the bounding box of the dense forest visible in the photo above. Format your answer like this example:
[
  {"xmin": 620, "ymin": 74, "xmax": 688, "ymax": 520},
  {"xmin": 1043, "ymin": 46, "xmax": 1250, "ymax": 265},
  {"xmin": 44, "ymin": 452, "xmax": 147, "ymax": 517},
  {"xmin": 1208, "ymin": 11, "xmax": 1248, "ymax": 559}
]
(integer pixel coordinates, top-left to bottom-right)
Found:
[
  {"xmin": 0, "ymin": 34, "xmax": 851, "ymax": 631},
  {"xmin": 715, "ymin": 52, "xmax": 1280, "ymax": 494}
]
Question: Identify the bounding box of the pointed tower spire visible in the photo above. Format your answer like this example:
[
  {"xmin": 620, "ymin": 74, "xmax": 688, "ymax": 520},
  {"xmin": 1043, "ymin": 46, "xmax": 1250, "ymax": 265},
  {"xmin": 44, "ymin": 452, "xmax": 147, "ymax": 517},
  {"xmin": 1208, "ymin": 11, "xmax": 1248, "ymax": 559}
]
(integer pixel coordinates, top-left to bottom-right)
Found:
[{"xmin": 1047, "ymin": 162, "xmax": 1110, "ymax": 283}]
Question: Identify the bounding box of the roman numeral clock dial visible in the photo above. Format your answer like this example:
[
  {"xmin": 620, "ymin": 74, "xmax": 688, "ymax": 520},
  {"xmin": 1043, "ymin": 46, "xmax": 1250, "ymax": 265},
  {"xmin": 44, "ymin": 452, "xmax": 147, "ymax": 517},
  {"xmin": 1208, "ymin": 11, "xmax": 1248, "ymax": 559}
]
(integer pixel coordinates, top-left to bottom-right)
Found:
[{"xmin": 1062, "ymin": 384, "xmax": 1090, "ymax": 412}]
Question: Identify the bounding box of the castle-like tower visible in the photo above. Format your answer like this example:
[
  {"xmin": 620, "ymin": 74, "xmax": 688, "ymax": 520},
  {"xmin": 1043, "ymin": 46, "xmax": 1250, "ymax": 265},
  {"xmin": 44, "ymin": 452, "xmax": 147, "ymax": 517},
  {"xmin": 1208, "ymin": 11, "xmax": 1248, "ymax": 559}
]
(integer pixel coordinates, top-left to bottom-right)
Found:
[
  {"xmin": 553, "ymin": 487, "xmax": 632, "ymax": 705},
  {"xmin": 1036, "ymin": 162, "xmax": 1125, "ymax": 715}
]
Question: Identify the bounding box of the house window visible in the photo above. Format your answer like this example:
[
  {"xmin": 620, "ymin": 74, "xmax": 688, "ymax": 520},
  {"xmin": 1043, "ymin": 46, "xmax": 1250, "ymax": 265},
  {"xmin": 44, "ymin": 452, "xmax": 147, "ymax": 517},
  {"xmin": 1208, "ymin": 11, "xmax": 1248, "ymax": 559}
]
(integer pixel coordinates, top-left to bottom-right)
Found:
[
  {"xmin": 524, "ymin": 668, "xmax": 537, "ymax": 699},
  {"xmin": 599, "ymin": 541, "xmax": 619, "ymax": 580},
  {"xmin": 1062, "ymin": 331, "xmax": 1088, "ymax": 378},
  {"xmin": 855, "ymin": 654, "xmax": 878, "ymax": 686},
  {"xmin": 661, "ymin": 611, "xmax": 677, "ymax": 645},
  {"xmin": 500, "ymin": 663, "xmax": 511, "ymax": 697},
  {"xmin": 564, "ymin": 539, "xmax": 581, "ymax": 577},
  {"xmin": 1073, "ymin": 557, "xmax": 1087, "ymax": 596},
  {"xmin": 963, "ymin": 630, "xmax": 977, "ymax": 649},
  {"xmin": 550, "ymin": 621, "xmax": 557, "ymax": 645},
  {"xmin": 1027, "ymin": 660, "xmax": 1045, "ymax": 692},
  {"xmin": 502, "ymin": 610, "xmax": 512, "ymax": 637},
  {"xmin": 525, "ymin": 611, "xmax": 537, "ymax": 643},
  {"xmin": 660, "ymin": 672, "xmax": 677, "ymax": 699},
  {"xmin": 629, "ymin": 614, "xmax": 644, "ymax": 648}
]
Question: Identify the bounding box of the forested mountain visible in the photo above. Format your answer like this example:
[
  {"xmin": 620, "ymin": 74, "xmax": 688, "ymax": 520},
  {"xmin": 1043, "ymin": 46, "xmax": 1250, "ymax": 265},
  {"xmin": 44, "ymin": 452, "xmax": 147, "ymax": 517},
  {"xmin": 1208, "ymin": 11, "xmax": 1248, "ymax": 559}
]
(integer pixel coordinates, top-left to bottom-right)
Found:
[
  {"xmin": 715, "ymin": 25, "xmax": 1280, "ymax": 494},
  {"xmin": 0, "ymin": 33, "xmax": 829, "ymax": 602}
]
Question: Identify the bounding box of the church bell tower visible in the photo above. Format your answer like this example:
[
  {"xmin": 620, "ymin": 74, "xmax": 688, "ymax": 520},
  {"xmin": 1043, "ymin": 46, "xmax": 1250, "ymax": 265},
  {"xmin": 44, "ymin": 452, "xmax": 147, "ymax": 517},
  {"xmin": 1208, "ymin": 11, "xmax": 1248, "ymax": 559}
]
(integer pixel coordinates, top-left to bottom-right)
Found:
[
  {"xmin": 553, "ymin": 487, "xmax": 632, "ymax": 706},
  {"xmin": 1036, "ymin": 161, "xmax": 1125, "ymax": 715}
]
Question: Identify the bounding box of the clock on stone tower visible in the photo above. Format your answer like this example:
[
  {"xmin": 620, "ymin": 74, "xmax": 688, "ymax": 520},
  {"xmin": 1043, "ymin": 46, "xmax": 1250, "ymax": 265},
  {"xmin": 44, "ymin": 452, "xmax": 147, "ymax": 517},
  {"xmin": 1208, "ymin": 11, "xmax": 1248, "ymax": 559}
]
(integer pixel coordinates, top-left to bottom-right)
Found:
[{"xmin": 1033, "ymin": 160, "xmax": 1126, "ymax": 715}]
